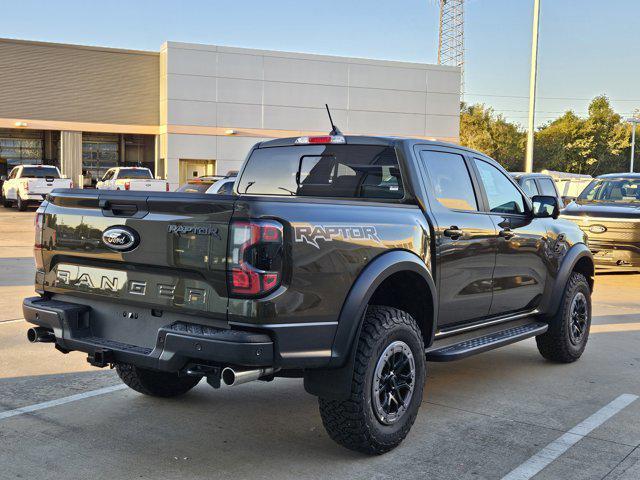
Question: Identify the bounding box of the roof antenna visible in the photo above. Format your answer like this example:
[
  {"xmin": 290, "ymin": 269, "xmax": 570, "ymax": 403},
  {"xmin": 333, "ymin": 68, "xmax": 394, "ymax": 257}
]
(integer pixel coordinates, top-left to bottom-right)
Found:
[{"xmin": 325, "ymin": 104, "xmax": 343, "ymax": 136}]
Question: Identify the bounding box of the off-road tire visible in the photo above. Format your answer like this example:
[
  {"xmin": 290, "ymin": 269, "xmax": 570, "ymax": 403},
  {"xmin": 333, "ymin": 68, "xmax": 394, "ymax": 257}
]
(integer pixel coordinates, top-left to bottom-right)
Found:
[
  {"xmin": 115, "ymin": 363, "xmax": 201, "ymax": 397},
  {"xmin": 16, "ymin": 195, "xmax": 26, "ymax": 211},
  {"xmin": 536, "ymin": 272, "xmax": 591, "ymax": 363},
  {"xmin": 318, "ymin": 306, "xmax": 426, "ymax": 455}
]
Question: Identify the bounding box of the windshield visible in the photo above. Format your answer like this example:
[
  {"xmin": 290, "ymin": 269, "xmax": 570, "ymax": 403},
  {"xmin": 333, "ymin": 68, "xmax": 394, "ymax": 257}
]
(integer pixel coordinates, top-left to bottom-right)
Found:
[
  {"xmin": 21, "ymin": 167, "xmax": 60, "ymax": 179},
  {"xmin": 118, "ymin": 169, "xmax": 153, "ymax": 179},
  {"xmin": 578, "ymin": 178, "xmax": 640, "ymax": 203},
  {"xmin": 237, "ymin": 144, "xmax": 403, "ymax": 199},
  {"xmin": 176, "ymin": 182, "xmax": 213, "ymax": 193}
]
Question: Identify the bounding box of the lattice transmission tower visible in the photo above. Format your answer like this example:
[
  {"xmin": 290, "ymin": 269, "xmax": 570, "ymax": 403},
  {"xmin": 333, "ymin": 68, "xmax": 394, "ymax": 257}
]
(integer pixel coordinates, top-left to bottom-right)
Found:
[{"xmin": 437, "ymin": 0, "xmax": 465, "ymax": 93}]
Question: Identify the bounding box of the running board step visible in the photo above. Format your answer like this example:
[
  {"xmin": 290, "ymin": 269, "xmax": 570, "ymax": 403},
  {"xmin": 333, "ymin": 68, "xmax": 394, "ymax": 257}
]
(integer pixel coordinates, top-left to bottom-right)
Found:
[{"xmin": 426, "ymin": 322, "xmax": 548, "ymax": 362}]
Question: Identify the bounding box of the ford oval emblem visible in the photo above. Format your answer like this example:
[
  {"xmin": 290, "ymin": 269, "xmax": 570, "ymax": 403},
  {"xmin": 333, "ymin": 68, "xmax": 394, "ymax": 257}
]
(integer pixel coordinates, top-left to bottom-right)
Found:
[
  {"xmin": 589, "ymin": 224, "xmax": 607, "ymax": 234},
  {"xmin": 102, "ymin": 226, "xmax": 139, "ymax": 251}
]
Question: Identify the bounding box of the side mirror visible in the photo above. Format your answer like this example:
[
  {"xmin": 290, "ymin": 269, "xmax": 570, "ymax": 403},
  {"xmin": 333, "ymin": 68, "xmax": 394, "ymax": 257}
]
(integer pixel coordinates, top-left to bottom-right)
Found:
[{"xmin": 532, "ymin": 195, "xmax": 560, "ymax": 219}]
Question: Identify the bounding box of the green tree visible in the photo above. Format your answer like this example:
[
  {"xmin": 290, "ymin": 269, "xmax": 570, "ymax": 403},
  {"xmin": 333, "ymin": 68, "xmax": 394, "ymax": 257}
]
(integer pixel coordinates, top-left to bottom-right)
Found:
[{"xmin": 459, "ymin": 104, "xmax": 526, "ymax": 170}]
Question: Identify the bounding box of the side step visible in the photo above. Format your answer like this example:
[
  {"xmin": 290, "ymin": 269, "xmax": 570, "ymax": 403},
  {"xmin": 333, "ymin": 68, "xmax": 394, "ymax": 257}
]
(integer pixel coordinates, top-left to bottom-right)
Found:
[{"xmin": 426, "ymin": 322, "xmax": 548, "ymax": 362}]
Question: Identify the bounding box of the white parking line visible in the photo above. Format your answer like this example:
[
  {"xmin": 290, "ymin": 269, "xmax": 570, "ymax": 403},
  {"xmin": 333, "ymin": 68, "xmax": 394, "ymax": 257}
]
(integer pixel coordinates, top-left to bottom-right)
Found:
[
  {"xmin": 0, "ymin": 384, "xmax": 127, "ymax": 421},
  {"xmin": 501, "ymin": 393, "xmax": 639, "ymax": 480},
  {"xmin": 0, "ymin": 318, "xmax": 25, "ymax": 325}
]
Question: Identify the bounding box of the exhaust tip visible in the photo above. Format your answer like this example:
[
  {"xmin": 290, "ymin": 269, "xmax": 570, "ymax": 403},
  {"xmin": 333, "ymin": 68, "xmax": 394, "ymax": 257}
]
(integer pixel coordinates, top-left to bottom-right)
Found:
[
  {"xmin": 221, "ymin": 367, "xmax": 236, "ymax": 386},
  {"xmin": 27, "ymin": 327, "xmax": 38, "ymax": 343},
  {"xmin": 27, "ymin": 326, "xmax": 54, "ymax": 343}
]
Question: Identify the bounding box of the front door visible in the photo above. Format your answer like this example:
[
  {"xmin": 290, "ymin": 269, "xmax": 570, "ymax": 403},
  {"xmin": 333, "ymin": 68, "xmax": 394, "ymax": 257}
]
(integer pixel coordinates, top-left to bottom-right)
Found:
[
  {"xmin": 417, "ymin": 148, "xmax": 497, "ymax": 328},
  {"xmin": 471, "ymin": 157, "xmax": 548, "ymax": 316}
]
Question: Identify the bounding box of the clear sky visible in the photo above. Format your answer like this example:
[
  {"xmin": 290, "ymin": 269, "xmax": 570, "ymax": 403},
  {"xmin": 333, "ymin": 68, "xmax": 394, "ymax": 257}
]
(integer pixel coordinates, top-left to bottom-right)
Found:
[{"xmin": 3, "ymin": 0, "xmax": 639, "ymax": 127}]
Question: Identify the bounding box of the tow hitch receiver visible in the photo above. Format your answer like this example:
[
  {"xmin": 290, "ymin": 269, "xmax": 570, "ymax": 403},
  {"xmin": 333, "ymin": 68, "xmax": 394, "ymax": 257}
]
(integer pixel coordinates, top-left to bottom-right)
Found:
[
  {"xmin": 87, "ymin": 349, "xmax": 115, "ymax": 368},
  {"xmin": 185, "ymin": 364, "xmax": 222, "ymax": 389}
]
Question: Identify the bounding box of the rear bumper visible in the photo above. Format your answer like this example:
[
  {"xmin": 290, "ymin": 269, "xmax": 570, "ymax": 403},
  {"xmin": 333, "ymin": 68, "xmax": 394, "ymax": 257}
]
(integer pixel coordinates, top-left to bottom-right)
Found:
[{"xmin": 23, "ymin": 296, "xmax": 274, "ymax": 372}]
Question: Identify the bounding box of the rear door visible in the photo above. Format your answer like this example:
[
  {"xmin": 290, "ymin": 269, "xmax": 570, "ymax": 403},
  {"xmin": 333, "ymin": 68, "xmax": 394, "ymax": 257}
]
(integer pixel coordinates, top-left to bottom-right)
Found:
[
  {"xmin": 42, "ymin": 190, "xmax": 235, "ymax": 321},
  {"xmin": 416, "ymin": 147, "xmax": 497, "ymax": 327}
]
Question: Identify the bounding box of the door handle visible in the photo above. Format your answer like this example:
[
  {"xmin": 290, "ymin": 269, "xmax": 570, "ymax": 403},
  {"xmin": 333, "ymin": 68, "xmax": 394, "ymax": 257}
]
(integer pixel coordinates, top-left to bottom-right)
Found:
[
  {"xmin": 499, "ymin": 228, "xmax": 515, "ymax": 240},
  {"xmin": 443, "ymin": 226, "xmax": 464, "ymax": 239}
]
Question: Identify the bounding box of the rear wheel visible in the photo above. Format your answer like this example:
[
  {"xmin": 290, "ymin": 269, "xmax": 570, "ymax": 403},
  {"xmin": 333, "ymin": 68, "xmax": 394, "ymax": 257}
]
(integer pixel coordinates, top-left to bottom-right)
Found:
[
  {"xmin": 16, "ymin": 195, "xmax": 27, "ymax": 211},
  {"xmin": 536, "ymin": 272, "xmax": 591, "ymax": 363},
  {"xmin": 318, "ymin": 306, "xmax": 426, "ymax": 455},
  {"xmin": 115, "ymin": 363, "xmax": 201, "ymax": 397},
  {"xmin": 2, "ymin": 199, "xmax": 11, "ymax": 208}
]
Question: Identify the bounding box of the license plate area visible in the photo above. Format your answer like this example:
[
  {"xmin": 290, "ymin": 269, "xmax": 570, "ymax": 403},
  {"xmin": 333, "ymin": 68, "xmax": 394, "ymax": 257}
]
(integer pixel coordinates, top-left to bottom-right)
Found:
[{"xmin": 86, "ymin": 303, "xmax": 166, "ymax": 349}]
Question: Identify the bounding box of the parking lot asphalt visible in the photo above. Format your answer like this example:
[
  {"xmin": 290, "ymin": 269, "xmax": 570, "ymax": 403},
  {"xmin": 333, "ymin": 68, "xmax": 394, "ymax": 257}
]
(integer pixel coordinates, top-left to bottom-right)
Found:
[{"xmin": 0, "ymin": 208, "xmax": 639, "ymax": 480}]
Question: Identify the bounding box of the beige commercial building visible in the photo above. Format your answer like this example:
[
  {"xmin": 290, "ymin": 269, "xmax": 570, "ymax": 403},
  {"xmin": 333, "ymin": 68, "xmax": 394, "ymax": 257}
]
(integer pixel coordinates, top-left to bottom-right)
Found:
[{"xmin": 0, "ymin": 37, "xmax": 461, "ymax": 188}]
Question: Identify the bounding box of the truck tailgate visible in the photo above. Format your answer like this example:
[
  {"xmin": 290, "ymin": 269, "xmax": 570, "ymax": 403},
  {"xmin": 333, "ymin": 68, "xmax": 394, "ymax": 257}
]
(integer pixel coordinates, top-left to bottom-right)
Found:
[
  {"xmin": 38, "ymin": 190, "xmax": 235, "ymax": 321},
  {"xmin": 28, "ymin": 178, "xmax": 71, "ymax": 195}
]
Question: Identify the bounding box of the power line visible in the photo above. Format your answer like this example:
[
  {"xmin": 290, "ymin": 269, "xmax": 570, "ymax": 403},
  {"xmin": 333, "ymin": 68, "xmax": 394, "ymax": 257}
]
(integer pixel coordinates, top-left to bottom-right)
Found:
[{"xmin": 465, "ymin": 93, "xmax": 640, "ymax": 102}]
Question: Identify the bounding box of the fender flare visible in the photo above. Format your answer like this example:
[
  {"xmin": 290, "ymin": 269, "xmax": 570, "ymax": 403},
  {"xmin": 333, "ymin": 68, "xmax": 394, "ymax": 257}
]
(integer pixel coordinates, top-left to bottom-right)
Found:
[
  {"xmin": 541, "ymin": 243, "xmax": 594, "ymax": 316},
  {"xmin": 304, "ymin": 250, "xmax": 437, "ymax": 399}
]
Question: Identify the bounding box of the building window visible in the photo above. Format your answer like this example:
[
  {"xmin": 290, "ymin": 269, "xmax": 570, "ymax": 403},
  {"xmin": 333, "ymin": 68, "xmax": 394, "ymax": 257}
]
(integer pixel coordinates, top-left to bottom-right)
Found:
[{"xmin": 0, "ymin": 129, "xmax": 44, "ymax": 169}]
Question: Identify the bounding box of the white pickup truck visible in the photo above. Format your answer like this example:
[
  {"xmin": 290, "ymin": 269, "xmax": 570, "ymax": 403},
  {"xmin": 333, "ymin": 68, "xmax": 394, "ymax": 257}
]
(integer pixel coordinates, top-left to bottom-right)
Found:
[
  {"xmin": 96, "ymin": 167, "xmax": 169, "ymax": 192},
  {"xmin": 2, "ymin": 165, "xmax": 72, "ymax": 211}
]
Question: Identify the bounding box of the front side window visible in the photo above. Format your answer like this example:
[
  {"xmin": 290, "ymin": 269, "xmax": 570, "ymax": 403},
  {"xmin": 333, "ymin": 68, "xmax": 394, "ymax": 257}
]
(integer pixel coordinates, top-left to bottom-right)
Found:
[
  {"xmin": 521, "ymin": 178, "xmax": 539, "ymax": 197},
  {"xmin": 474, "ymin": 159, "xmax": 526, "ymax": 215},
  {"xmin": 538, "ymin": 178, "xmax": 557, "ymax": 197},
  {"xmin": 420, "ymin": 150, "xmax": 478, "ymax": 211}
]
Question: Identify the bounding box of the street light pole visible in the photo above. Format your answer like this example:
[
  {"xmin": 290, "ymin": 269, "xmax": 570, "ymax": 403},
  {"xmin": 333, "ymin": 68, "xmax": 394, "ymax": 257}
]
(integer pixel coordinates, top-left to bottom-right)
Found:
[
  {"xmin": 628, "ymin": 118, "xmax": 639, "ymax": 173},
  {"xmin": 525, "ymin": 0, "xmax": 541, "ymax": 173}
]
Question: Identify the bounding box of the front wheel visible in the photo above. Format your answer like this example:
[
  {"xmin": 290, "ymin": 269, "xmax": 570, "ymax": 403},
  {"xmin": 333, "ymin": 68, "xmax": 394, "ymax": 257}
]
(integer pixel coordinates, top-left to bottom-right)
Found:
[
  {"xmin": 2, "ymin": 198, "xmax": 11, "ymax": 208},
  {"xmin": 536, "ymin": 271, "xmax": 591, "ymax": 363},
  {"xmin": 115, "ymin": 363, "xmax": 201, "ymax": 397},
  {"xmin": 319, "ymin": 306, "xmax": 426, "ymax": 455}
]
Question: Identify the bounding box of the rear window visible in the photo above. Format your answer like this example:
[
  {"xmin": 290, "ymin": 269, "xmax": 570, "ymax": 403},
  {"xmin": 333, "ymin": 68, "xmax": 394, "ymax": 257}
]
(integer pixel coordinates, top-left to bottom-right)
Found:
[
  {"xmin": 237, "ymin": 144, "xmax": 403, "ymax": 199},
  {"xmin": 21, "ymin": 167, "xmax": 59, "ymax": 179},
  {"xmin": 176, "ymin": 182, "xmax": 213, "ymax": 193},
  {"xmin": 118, "ymin": 169, "xmax": 153, "ymax": 179}
]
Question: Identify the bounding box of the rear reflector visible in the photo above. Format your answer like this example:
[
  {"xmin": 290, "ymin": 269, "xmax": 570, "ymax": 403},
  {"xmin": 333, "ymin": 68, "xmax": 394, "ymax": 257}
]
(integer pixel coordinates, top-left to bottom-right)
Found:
[{"xmin": 295, "ymin": 135, "xmax": 346, "ymax": 145}]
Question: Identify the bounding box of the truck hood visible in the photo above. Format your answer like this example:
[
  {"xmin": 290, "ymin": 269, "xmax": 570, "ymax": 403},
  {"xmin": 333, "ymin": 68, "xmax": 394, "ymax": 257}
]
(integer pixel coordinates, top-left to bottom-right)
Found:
[{"xmin": 562, "ymin": 201, "xmax": 640, "ymax": 219}]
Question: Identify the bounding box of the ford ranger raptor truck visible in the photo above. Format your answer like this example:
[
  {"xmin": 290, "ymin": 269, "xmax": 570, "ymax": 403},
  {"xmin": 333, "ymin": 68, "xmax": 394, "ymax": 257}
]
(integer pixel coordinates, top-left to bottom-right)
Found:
[{"xmin": 24, "ymin": 134, "xmax": 594, "ymax": 454}]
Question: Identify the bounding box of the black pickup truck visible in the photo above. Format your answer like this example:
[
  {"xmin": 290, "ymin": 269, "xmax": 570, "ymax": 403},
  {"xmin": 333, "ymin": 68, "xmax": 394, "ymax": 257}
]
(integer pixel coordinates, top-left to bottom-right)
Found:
[{"xmin": 24, "ymin": 135, "xmax": 594, "ymax": 454}]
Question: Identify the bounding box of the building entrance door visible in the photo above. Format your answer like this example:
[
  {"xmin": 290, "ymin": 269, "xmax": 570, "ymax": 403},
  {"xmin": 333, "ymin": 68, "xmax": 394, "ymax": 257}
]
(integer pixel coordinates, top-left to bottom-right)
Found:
[{"xmin": 179, "ymin": 159, "xmax": 216, "ymax": 184}]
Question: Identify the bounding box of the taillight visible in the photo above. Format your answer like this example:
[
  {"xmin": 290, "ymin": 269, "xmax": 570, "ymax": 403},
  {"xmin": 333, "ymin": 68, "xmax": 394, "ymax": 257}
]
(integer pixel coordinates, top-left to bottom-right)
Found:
[
  {"xmin": 24, "ymin": 181, "xmax": 29, "ymax": 192},
  {"xmin": 228, "ymin": 219, "xmax": 284, "ymax": 297},
  {"xmin": 34, "ymin": 210, "xmax": 44, "ymax": 249},
  {"xmin": 166, "ymin": 182, "xmax": 170, "ymax": 192},
  {"xmin": 124, "ymin": 181, "xmax": 130, "ymax": 190},
  {"xmin": 69, "ymin": 181, "xmax": 74, "ymax": 188},
  {"xmin": 34, "ymin": 208, "xmax": 45, "ymax": 269}
]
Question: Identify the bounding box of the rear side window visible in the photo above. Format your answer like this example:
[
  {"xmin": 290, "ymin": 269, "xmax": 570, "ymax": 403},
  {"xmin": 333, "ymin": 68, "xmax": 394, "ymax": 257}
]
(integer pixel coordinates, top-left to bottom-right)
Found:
[
  {"xmin": 20, "ymin": 167, "xmax": 60, "ymax": 178},
  {"xmin": 538, "ymin": 178, "xmax": 557, "ymax": 196},
  {"xmin": 420, "ymin": 150, "xmax": 478, "ymax": 211},
  {"xmin": 237, "ymin": 145, "xmax": 403, "ymax": 199}
]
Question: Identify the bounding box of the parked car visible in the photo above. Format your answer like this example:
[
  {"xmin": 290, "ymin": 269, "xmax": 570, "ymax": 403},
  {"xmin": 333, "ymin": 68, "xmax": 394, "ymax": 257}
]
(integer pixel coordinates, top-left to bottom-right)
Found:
[
  {"xmin": 96, "ymin": 167, "xmax": 169, "ymax": 192},
  {"xmin": 175, "ymin": 178, "xmax": 217, "ymax": 194},
  {"xmin": 206, "ymin": 175, "xmax": 236, "ymax": 194},
  {"xmin": 511, "ymin": 172, "xmax": 565, "ymax": 206},
  {"xmin": 24, "ymin": 134, "xmax": 594, "ymax": 454},
  {"xmin": 561, "ymin": 173, "xmax": 640, "ymax": 271},
  {"xmin": 2, "ymin": 165, "xmax": 72, "ymax": 211},
  {"xmin": 176, "ymin": 174, "xmax": 237, "ymax": 194}
]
